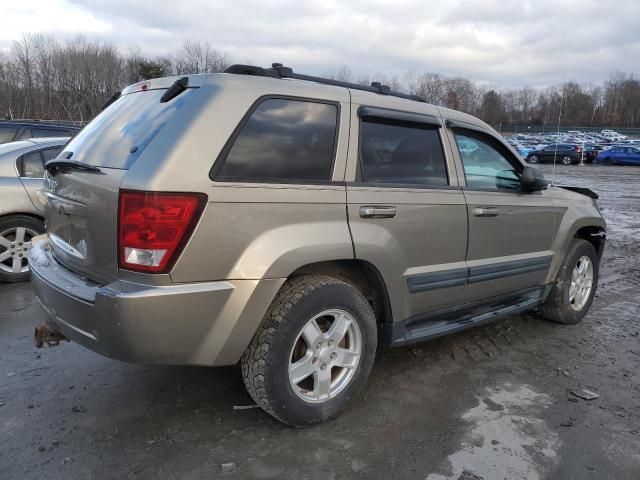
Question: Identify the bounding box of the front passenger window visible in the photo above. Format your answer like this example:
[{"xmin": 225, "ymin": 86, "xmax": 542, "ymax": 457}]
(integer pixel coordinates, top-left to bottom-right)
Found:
[{"xmin": 454, "ymin": 130, "xmax": 520, "ymax": 190}]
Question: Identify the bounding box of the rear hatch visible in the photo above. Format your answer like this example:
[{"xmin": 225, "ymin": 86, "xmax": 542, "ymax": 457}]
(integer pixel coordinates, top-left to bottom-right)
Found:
[{"xmin": 43, "ymin": 77, "xmax": 199, "ymax": 284}]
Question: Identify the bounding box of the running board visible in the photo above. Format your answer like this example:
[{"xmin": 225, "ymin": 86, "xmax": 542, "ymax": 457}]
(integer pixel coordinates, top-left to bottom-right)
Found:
[{"xmin": 382, "ymin": 287, "xmax": 548, "ymax": 347}]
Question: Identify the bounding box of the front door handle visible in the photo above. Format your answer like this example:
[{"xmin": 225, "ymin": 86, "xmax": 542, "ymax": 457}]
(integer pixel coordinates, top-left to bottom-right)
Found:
[
  {"xmin": 472, "ymin": 207, "xmax": 499, "ymax": 217},
  {"xmin": 359, "ymin": 205, "xmax": 397, "ymax": 219}
]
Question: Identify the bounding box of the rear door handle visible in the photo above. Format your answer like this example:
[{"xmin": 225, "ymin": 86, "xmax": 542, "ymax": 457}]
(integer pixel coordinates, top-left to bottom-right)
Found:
[
  {"xmin": 472, "ymin": 207, "xmax": 499, "ymax": 217},
  {"xmin": 359, "ymin": 206, "xmax": 397, "ymax": 219}
]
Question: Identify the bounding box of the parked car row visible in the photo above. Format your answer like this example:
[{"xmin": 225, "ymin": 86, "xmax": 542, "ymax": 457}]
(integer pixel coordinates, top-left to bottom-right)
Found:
[{"xmin": 505, "ymin": 129, "xmax": 640, "ymax": 166}]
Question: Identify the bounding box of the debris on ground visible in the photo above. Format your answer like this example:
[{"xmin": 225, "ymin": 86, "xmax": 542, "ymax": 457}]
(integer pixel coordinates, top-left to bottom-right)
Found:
[
  {"xmin": 221, "ymin": 462, "xmax": 237, "ymax": 474},
  {"xmin": 571, "ymin": 389, "xmax": 600, "ymax": 401},
  {"xmin": 232, "ymin": 404, "xmax": 259, "ymax": 410},
  {"xmin": 34, "ymin": 324, "xmax": 69, "ymax": 348}
]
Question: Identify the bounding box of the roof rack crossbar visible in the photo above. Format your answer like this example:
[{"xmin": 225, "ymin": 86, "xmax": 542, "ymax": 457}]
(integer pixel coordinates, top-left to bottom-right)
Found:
[{"xmin": 223, "ymin": 63, "xmax": 426, "ymax": 103}]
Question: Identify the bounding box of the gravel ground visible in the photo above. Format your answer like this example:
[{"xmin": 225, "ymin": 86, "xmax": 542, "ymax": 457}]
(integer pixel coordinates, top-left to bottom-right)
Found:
[{"xmin": 1, "ymin": 164, "xmax": 639, "ymax": 480}]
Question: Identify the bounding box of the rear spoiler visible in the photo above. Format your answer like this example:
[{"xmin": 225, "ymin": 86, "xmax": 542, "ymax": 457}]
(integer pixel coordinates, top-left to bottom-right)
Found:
[{"xmin": 555, "ymin": 185, "xmax": 599, "ymax": 200}]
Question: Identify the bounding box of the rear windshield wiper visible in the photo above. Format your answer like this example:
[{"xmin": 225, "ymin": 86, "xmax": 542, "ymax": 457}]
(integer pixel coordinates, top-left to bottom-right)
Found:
[
  {"xmin": 160, "ymin": 77, "xmax": 189, "ymax": 103},
  {"xmin": 45, "ymin": 159, "xmax": 102, "ymax": 174}
]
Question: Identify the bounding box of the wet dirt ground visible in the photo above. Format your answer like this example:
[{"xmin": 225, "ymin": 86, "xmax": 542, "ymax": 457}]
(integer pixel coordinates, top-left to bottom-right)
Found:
[{"xmin": 1, "ymin": 164, "xmax": 639, "ymax": 479}]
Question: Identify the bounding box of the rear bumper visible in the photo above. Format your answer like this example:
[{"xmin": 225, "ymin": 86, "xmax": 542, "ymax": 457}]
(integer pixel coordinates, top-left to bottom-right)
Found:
[{"xmin": 29, "ymin": 236, "xmax": 285, "ymax": 366}]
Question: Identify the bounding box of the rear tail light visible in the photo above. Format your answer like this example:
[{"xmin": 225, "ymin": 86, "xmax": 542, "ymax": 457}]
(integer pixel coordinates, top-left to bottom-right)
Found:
[{"xmin": 118, "ymin": 191, "xmax": 206, "ymax": 273}]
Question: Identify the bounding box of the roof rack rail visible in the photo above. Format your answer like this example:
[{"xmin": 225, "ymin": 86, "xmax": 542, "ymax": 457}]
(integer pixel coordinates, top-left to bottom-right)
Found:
[{"xmin": 224, "ymin": 63, "xmax": 426, "ymax": 103}]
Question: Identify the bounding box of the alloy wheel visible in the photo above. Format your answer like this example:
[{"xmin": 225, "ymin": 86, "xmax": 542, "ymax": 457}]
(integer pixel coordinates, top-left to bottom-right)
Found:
[
  {"xmin": 569, "ymin": 255, "xmax": 594, "ymax": 311},
  {"xmin": 0, "ymin": 227, "xmax": 38, "ymax": 275},
  {"xmin": 288, "ymin": 309, "xmax": 362, "ymax": 404}
]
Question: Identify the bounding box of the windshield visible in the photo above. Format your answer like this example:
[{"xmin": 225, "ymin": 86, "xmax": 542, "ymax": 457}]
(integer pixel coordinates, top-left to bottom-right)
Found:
[{"xmin": 59, "ymin": 88, "xmax": 196, "ymax": 169}]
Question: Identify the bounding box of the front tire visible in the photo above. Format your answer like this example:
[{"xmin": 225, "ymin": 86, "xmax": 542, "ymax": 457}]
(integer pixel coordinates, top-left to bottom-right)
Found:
[
  {"xmin": 528, "ymin": 155, "xmax": 539, "ymax": 164},
  {"xmin": 241, "ymin": 275, "xmax": 377, "ymax": 426},
  {"xmin": 539, "ymin": 239, "xmax": 599, "ymax": 324}
]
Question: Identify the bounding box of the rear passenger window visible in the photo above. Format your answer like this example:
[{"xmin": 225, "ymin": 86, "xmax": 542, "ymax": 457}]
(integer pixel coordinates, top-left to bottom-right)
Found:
[
  {"xmin": 358, "ymin": 120, "xmax": 448, "ymax": 186},
  {"xmin": 215, "ymin": 98, "xmax": 338, "ymax": 182},
  {"xmin": 42, "ymin": 147, "xmax": 62, "ymax": 161}
]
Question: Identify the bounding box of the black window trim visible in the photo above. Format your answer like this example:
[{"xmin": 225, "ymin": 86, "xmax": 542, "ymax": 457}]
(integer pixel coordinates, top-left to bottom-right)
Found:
[
  {"xmin": 450, "ymin": 126, "xmax": 526, "ymax": 193},
  {"xmin": 355, "ymin": 108, "xmax": 452, "ymax": 189},
  {"xmin": 358, "ymin": 106, "xmax": 442, "ymax": 128},
  {"xmin": 210, "ymin": 94, "xmax": 342, "ymax": 185}
]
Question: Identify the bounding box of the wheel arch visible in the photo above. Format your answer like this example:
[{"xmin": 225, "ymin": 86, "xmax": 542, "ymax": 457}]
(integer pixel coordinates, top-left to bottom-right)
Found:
[
  {"xmin": 0, "ymin": 212, "xmax": 45, "ymax": 224},
  {"xmin": 290, "ymin": 259, "xmax": 394, "ymax": 326},
  {"xmin": 547, "ymin": 215, "xmax": 606, "ymax": 284}
]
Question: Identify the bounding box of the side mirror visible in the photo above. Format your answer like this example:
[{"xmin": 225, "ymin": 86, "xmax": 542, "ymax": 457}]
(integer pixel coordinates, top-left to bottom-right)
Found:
[{"xmin": 520, "ymin": 165, "xmax": 548, "ymax": 192}]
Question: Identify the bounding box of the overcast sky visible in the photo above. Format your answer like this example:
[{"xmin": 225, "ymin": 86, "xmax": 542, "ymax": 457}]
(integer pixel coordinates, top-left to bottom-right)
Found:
[{"xmin": 1, "ymin": 0, "xmax": 639, "ymax": 87}]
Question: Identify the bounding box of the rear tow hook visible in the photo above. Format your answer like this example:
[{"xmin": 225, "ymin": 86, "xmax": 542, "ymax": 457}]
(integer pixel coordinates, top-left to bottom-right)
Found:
[{"xmin": 34, "ymin": 324, "xmax": 69, "ymax": 348}]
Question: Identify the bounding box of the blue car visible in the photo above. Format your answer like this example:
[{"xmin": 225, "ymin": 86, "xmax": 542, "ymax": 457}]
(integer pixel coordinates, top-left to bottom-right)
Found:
[{"xmin": 595, "ymin": 146, "xmax": 640, "ymax": 165}]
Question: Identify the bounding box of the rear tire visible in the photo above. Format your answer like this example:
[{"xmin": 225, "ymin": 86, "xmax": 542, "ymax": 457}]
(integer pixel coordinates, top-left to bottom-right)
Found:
[
  {"xmin": 241, "ymin": 275, "xmax": 377, "ymax": 426},
  {"xmin": 539, "ymin": 239, "xmax": 599, "ymax": 324},
  {"xmin": 562, "ymin": 156, "xmax": 572, "ymax": 165},
  {"xmin": 0, "ymin": 215, "xmax": 45, "ymax": 283},
  {"xmin": 528, "ymin": 155, "xmax": 539, "ymax": 164}
]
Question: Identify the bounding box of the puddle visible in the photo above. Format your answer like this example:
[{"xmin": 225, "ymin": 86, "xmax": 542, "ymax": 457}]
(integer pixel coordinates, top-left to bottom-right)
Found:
[{"xmin": 426, "ymin": 384, "xmax": 560, "ymax": 480}]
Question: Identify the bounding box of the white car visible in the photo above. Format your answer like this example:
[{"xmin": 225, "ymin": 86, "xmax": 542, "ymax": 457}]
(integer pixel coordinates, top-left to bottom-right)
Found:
[{"xmin": 0, "ymin": 137, "xmax": 68, "ymax": 282}]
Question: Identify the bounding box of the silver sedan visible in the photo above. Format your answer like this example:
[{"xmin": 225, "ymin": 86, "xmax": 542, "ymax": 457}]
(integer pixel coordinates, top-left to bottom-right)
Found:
[{"xmin": 0, "ymin": 138, "xmax": 68, "ymax": 282}]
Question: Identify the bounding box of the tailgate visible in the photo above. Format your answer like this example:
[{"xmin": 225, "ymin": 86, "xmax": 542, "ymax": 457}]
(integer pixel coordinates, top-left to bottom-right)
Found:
[{"xmin": 44, "ymin": 168, "xmax": 125, "ymax": 284}]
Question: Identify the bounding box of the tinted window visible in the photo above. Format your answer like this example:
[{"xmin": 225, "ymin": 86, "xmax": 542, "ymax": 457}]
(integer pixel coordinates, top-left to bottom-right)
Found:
[
  {"xmin": 358, "ymin": 120, "xmax": 447, "ymax": 186},
  {"xmin": 17, "ymin": 128, "xmax": 32, "ymax": 140},
  {"xmin": 216, "ymin": 99, "xmax": 338, "ymax": 182},
  {"xmin": 62, "ymin": 88, "xmax": 196, "ymax": 169},
  {"xmin": 0, "ymin": 126, "xmax": 17, "ymax": 143},
  {"xmin": 20, "ymin": 151, "xmax": 45, "ymax": 178},
  {"xmin": 31, "ymin": 128, "xmax": 67, "ymax": 138},
  {"xmin": 454, "ymin": 130, "xmax": 520, "ymax": 190},
  {"xmin": 41, "ymin": 147, "xmax": 62, "ymax": 161}
]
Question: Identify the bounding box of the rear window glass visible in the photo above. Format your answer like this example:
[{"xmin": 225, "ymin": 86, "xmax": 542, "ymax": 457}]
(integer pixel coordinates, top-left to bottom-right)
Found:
[
  {"xmin": 0, "ymin": 126, "xmax": 18, "ymax": 143},
  {"xmin": 215, "ymin": 98, "xmax": 338, "ymax": 182},
  {"xmin": 21, "ymin": 151, "xmax": 45, "ymax": 178},
  {"xmin": 31, "ymin": 128, "xmax": 68, "ymax": 138},
  {"xmin": 61, "ymin": 88, "xmax": 196, "ymax": 169}
]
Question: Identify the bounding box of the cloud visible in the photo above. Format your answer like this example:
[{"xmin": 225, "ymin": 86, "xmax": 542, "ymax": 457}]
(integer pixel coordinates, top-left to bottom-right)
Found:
[{"xmin": 0, "ymin": 0, "xmax": 638, "ymax": 87}]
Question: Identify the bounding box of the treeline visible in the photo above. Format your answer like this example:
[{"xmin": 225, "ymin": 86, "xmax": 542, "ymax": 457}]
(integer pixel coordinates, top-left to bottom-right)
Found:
[
  {"xmin": 0, "ymin": 35, "xmax": 230, "ymax": 121},
  {"xmin": 2, "ymin": 34, "xmax": 640, "ymax": 129},
  {"xmin": 329, "ymin": 67, "xmax": 640, "ymax": 129}
]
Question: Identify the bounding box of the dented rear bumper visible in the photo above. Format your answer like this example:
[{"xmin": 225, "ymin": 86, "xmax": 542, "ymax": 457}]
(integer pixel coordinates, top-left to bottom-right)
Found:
[{"xmin": 29, "ymin": 236, "xmax": 285, "ymax": 366}]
